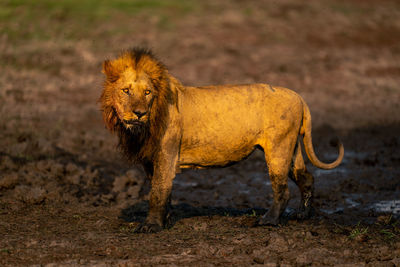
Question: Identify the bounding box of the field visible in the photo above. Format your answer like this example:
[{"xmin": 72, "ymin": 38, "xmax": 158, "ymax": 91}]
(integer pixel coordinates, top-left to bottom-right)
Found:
[{"xmin": 1, "ymin": 0, "xmax": 400, "ymax": 265}]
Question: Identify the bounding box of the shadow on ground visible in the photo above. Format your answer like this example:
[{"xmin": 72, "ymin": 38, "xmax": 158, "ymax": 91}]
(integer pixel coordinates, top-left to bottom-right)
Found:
[{"xmin": 120, "ymin": 201, "xmax": 268, "ymax": 226}]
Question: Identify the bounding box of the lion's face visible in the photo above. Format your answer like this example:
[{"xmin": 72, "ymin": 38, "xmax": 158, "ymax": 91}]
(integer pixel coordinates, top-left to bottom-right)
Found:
[
  {"xmin": 100, "ymin": 49, "xmax": 173, "ymax": 162},
  {"xmin": 109, "ymin": 68, "xmax": 157, "ymax": 129}
]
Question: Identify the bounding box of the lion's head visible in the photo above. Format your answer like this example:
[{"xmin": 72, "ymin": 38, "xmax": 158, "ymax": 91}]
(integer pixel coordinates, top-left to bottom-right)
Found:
[{"xmin": 99, "ymin": 48, "xmax": 176, "ymax": 162}]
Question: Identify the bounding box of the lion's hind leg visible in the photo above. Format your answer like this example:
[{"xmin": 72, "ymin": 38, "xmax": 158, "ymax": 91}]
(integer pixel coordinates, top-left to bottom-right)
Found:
[
  {"xmin": 256, "ymin": 134, "xmax": 297, "ymax": 226},
  {"xmin": 289, "ymin": 140, "xmax": 315, "ymax": 220}
]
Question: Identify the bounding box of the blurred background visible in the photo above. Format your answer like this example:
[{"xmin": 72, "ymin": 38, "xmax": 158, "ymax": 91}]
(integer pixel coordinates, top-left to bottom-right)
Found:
[{"xmin": 1, "ymin": 0, "xmax": 400, "ymax": 225}]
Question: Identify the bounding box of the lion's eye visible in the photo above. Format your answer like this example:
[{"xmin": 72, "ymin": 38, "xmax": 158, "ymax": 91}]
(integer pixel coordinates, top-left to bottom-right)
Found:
[
  {"xmin": 122, "ymin": 88, "xmax": 130, "ymax": 95},
  {"xmin": 144, "ymin": 89, "xmax": 151, "ymax": 96}
]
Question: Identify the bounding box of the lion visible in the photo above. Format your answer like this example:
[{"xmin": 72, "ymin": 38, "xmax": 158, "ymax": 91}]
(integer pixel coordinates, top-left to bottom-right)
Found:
[{"xmin": 99, "ymin": 48, "xmax": 344, "ymax": 233}]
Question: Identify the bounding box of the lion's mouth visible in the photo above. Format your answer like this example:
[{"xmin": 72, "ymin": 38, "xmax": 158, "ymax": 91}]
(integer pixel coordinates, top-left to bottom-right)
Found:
[{"xmin": 123, "ymin": 119, "xmax": 144, "ymax": 129}]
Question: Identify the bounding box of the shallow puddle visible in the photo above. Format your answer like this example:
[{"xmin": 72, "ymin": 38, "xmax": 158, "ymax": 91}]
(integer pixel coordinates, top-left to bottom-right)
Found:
[
  {"xmin": 372, "ymin": 200, "xmax": 400, "ymax": 215},
  {"xmin": 308, "ymin": 150, "xmax": 399, "ymax": 218}
]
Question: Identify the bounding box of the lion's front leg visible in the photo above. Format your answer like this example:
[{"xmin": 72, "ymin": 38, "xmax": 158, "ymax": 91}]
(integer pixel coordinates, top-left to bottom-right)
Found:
[{"xmin": 135, "ymin": 148, "xmax": 178, "ymax": 233}]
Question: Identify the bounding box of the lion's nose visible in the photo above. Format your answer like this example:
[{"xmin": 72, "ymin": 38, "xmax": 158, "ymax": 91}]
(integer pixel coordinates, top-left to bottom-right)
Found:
[{"xmin": 134, "ymin": 110, "xmax": 147, "ymax": 119}]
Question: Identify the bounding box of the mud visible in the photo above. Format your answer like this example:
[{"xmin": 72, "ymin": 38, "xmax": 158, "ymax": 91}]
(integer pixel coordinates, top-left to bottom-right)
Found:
[{"xmin": 1, "ymin": 0, "xmax": 400, "ymax": 266}]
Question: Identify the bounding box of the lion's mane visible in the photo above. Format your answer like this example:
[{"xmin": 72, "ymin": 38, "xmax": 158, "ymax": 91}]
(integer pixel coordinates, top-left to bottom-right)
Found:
[{"xmin": 99, "ymin": 48, "xmax": 176, "ymax": 162}]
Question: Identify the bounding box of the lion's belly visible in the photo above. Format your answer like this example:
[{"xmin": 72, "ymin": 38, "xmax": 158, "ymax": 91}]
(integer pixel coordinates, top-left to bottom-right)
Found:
[
  {"xmin": 178, "ymin": 143, "xmax": 256, "ymax": 168},
  {"xmin": 178, "ymin": 126, "xmax": 260, "ymax": 168}
]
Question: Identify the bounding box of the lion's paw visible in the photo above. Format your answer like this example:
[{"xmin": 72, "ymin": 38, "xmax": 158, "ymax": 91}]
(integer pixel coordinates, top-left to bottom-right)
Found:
[
  {"xmin": 134, "ymin": 223, "xmax": 163, "ymax": 233},
  {"xmin": 295, "ymin": 206, "xmax": 315, "ymax": 220},
  {"xmin": 254, "ymin": 215, "xmax": 280, "ymax": 227}
]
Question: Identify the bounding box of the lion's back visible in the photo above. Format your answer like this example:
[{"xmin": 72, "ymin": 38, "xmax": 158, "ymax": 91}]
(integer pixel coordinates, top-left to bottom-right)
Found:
[{"xmin": 180, "ymin": 83, "xmax": 303, "ymax": 127}]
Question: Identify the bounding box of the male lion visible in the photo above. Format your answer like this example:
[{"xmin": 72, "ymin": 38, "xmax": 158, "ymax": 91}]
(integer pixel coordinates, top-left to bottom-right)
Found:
[{"xmin": 100, "ymin": 48, "xmax": 344, "ymax": 233}]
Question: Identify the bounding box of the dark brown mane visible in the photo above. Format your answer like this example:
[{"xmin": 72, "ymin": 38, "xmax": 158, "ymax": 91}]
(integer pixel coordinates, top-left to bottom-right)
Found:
[{"xmin": 99, "ymin": 47, "xmax": 176, "ymax": 163}]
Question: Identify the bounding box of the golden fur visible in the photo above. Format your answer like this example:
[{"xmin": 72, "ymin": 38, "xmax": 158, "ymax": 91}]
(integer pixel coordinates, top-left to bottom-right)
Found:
[{"xmin": 100, "ymin": 48, "xmax": 344, "ymax": 232}]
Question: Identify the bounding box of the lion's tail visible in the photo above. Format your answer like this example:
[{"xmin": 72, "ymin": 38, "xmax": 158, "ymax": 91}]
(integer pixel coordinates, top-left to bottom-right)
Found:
[{"xmin": 300, "ymin": 99, "xmax": 344, "ymax": 170}]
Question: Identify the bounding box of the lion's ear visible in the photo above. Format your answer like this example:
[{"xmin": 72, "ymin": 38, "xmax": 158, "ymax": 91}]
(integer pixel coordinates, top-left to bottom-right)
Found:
[
  {"xmin": 102, "ymin": 60, "xmax": 119, "ymax": 82},
  {"xmin": 101, "ymin": 60, "xmax": 111, "ymax": 75}
]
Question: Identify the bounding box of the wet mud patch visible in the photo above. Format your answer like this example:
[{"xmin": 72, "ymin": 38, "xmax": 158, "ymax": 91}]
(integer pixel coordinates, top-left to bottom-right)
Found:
[{"xmin": 309, "ymin": 124, "xmax": 400, "ymax": 223}]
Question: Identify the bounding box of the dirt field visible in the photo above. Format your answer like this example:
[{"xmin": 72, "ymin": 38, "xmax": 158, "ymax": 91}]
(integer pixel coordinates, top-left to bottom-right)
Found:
[{"xmin": 1, "ymin": 0, "xmax": 400, "ymax": 266}]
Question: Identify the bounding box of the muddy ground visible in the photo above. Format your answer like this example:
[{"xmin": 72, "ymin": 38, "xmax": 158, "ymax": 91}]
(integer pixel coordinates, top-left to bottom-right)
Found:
[{"xmin": 1, "ymin": 0, "xmax": 400, "ymax": 266}]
